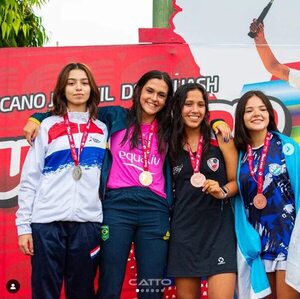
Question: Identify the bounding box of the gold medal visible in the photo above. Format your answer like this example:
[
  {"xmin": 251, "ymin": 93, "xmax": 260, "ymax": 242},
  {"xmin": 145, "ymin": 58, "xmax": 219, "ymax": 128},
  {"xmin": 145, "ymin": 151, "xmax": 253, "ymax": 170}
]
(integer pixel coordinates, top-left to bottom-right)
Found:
[
  {"xmin": 72, "ymin": 165, "xmax": 82, "ymax": 181},
  {"xmin": 139, "ymin": 171, "xmax": 153, "ymax": 186},
  {"xmin": 190, "ymin": 172, "xmax": 206, "ymax": 188},
  {"xmin": 253, "ymin": 193, "xmax": 267, "ymax": 209}
]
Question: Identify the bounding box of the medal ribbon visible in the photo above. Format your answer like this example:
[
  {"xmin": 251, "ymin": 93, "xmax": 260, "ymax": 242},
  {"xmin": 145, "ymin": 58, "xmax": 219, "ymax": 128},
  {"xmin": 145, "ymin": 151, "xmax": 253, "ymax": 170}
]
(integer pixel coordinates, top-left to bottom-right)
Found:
[
  {"xmin": 141, "ymin": 120, "xmax": 157, "ymax": 171},
  {"xmin": 186, "ymin": 135, "xmax": 204, "ymax": 174},
  {"xmin": 63, "ymin": 114, "xmax": 91, "ymax": 166},
  {"xmin": 247, "ymin": 132, "xmax": 271, "ymax": 194}
]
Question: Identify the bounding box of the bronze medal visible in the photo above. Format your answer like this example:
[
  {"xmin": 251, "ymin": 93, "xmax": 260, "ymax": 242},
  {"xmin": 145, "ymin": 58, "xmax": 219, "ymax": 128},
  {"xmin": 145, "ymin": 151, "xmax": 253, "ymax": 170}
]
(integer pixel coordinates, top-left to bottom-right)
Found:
[
  {"xmin": 186, "ymin": 136, "xmax": 204, "ymax": 188},
  {"xmin": 139, "ymin": 171, "xmax": 153, "ymax": 186},
  {"xmin": 247, "ymin": 133, "xmax": 272, "ymax": 210},
  {"xmin": 72, "ymin": 165, "xmax": 82, "ymax": 181},
  {"xmin": 253, "ymin": 193, "xmax": 267, "ymax": 209},
  {"xmin": 190, "ymin": 172, "xmax": 206, "ymax": 188}
]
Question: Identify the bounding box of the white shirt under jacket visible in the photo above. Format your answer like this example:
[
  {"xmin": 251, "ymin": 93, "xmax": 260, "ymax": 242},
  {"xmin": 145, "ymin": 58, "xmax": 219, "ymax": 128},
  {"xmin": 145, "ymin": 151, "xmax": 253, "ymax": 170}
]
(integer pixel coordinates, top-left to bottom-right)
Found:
[{"xmin": 16, "ymin": 112, "xmax": 108, "ymax": 235}]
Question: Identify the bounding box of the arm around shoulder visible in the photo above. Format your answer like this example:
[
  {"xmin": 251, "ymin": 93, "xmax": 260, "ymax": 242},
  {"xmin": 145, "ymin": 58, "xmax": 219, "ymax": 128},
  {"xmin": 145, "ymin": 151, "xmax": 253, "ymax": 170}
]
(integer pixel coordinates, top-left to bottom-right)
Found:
[
  {"xmin": 216, "ymin": 134, "xmax": 238, "ymax": 197},
  {"xmin": 24, "ymin": 111, "xmax": 52, "ymax": 145}
]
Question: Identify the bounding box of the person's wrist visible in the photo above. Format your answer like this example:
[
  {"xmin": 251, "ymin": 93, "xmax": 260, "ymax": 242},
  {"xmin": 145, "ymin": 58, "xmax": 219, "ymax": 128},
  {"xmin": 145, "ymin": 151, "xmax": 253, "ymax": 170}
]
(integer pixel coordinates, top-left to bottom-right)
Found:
[
  {"xmin": 255, "ymin": 36, "xmax": 266, "ymax": 44},
  {"xmin": 29, "ymin": 117, "xmax": 41, "ymax": 125},
  {"xmin": 220, "ymin": 185, "xmax": 229, "ymax": 199}
]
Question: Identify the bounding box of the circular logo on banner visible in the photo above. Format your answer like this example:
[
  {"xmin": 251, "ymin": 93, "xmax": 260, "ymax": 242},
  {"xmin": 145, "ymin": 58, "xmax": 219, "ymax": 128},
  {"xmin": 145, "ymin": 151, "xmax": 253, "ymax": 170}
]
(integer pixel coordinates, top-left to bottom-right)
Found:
[{"xmin": 6, "ymin": 279, "xmax": 20, "ymax": 293}]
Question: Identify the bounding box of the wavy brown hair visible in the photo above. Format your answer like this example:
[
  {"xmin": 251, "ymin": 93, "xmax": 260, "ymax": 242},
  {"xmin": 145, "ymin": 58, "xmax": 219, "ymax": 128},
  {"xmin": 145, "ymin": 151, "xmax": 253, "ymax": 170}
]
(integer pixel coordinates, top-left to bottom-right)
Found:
[
  {"xmin": 52, "ymin": 62, "xmax": 100, "ymax": 119},
  {"xmin": 122, "ymin": 70, "xmax": 173, "ymax": 153}
]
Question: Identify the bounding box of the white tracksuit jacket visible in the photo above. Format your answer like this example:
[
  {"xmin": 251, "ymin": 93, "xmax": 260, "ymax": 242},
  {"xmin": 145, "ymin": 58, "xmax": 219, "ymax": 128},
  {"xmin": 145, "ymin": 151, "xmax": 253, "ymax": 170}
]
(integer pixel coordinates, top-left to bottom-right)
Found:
[{"xmin": 16, "ymin": 111, "xmax": 108, "ymax": 235}]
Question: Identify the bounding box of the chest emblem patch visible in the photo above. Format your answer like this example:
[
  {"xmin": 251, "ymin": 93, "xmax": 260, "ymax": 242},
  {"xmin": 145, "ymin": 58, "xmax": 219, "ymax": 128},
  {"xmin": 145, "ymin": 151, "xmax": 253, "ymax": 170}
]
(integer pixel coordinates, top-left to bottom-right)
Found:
[
  {"xmin": 269, "ymin": 163, "xmax": 282, "ymax": 176},
  {"xmin": 173, "ymin": 164, "xmax": 183, "ymax": 175},
  {"xmin": 207, "ymin": 158, "xmax": 219, "ymax": 172}
]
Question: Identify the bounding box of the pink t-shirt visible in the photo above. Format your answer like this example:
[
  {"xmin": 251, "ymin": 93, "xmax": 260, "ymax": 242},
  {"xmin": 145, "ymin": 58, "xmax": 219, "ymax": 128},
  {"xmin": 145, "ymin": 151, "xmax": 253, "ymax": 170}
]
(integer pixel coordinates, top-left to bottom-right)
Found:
[{"xmin": 107, "ymin": 123, "xmax": 167, "ymax": 199}]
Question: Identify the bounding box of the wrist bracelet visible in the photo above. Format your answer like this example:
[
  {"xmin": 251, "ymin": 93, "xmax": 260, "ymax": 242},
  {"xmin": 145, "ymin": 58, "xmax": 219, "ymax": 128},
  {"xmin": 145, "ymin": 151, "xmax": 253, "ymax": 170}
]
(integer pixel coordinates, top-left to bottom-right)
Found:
[{"xmin": 220, "ymin": 186, "xmax": 229, "ymax": 198}]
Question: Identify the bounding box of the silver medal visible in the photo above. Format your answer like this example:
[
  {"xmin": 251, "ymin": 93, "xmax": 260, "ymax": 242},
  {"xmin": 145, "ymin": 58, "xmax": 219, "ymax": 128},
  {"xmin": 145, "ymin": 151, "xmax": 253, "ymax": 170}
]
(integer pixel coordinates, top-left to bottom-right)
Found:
[{"xmin": 72, "ymin": 165, "xmax": 82, "ymax": 181}]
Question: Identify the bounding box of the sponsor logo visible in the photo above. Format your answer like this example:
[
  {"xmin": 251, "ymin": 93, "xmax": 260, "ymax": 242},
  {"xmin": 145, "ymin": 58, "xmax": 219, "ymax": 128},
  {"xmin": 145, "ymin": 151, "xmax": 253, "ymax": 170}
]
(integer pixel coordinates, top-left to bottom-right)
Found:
[
  {"xmin": 119, "ymin": 151, "xmax": 160, "ymax": 166},
  {"xmin": 89, "ymin": 136, "xmax": 101, "ymax": 143},
  {"xmin": 129, "ymin": 278, "xmax": 172, "ymax": 293},
  {"xmin": 217, "ymin": 256, "xmax": 226, "ymax": 265}
]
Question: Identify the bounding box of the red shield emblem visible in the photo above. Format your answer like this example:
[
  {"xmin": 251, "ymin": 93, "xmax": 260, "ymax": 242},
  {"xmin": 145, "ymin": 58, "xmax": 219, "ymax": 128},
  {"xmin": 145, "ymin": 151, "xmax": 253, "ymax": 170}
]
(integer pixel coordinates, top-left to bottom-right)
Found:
[{"xmin": 207, "ymin": 158, "xmax": 219, "ymax": 171}]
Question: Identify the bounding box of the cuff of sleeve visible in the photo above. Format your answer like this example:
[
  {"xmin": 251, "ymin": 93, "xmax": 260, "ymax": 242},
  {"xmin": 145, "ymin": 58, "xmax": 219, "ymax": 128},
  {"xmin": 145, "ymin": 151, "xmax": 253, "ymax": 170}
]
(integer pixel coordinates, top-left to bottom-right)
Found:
[
  {"xmin": 17, "ymin": 224, "xmax": 32, "ymax": 236},
  {"xmin": 29, "ymin": 117, "xmax": 41, "ymax": 125}
]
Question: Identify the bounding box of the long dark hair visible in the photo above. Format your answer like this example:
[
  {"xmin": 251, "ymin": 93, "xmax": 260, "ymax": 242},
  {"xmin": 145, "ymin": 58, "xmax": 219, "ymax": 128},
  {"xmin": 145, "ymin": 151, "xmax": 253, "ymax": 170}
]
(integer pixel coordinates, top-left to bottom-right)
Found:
[
  {"xmin": 123, "ymin": 70, "xmax": 173, "ymax": 153},
  {"xmin": 52, "ymin": 62, "xmax": 100, "ymax": 119},
  {"xmin": 234, "ymin": 90, "xmax": 278, "ymax": 152},
  {"xmin": 169, "ymin": 82, "xmax": 211, "ymax": 162}
]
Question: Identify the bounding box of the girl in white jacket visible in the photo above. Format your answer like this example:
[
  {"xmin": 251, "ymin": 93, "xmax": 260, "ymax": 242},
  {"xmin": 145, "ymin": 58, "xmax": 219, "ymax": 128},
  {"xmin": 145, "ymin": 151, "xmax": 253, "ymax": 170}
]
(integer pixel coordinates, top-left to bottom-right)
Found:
[{"xmin": 16, "ymin": 62, "xmax": 108, "ymax": 299}]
